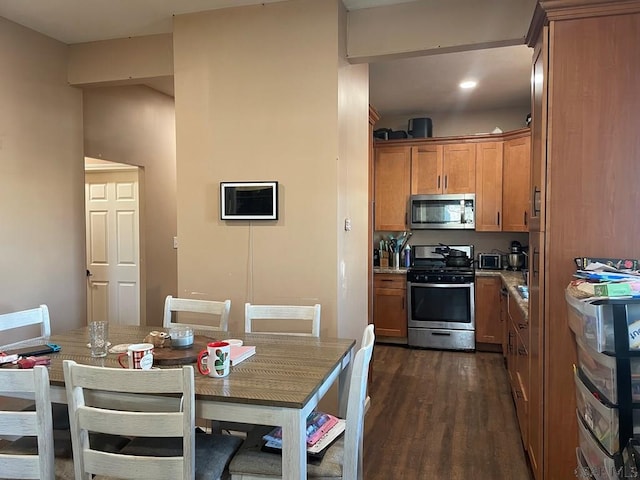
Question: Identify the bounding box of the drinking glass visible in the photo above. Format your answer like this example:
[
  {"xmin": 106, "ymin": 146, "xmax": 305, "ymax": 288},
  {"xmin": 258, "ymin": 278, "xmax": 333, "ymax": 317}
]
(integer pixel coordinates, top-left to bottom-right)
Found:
[{"xmin": 89, "ymin": 321, "xmax": 109, "ymax": 357}]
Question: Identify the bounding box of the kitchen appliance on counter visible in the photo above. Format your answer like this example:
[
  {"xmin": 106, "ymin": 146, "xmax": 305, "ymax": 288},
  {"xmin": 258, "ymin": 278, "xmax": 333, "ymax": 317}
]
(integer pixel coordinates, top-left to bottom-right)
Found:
[
  {"xmin": 507, "ymin": 241, "xmax": 526, "ymax": 271},
  {"xmin": 409, "ymin": 194, "xmax": 475, "ymax": 230},
  {"xmin": 407, "ymin": 244, "xmax": 475, "ymax": 351},
  {"xmin": 477, "ymin": 253, "xmax": 502, "ymax": 270}
]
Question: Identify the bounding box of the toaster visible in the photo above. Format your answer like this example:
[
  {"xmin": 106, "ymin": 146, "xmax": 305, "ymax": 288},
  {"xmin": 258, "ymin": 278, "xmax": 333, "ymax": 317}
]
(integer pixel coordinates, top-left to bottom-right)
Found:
[{"xmin": 478, "ymin": 253, "xmax": 502, "ymax": 270}]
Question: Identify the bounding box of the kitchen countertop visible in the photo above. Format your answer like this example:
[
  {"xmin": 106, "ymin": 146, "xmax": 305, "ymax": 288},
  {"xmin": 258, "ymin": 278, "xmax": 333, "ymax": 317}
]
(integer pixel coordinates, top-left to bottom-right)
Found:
[
  {"xmin": 373, "ymin": 267, "xmax": 528, "ymax": 318},
  {"xmin": 373, "ymin": 267, "xmax": 408, "ymax": 274}
]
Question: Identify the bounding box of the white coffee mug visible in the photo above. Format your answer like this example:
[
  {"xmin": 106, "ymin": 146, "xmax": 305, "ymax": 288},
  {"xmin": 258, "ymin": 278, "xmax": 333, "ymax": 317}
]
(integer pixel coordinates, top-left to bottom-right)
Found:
[
  {"xmin": 118, "ymin": 343, "xmax": 154, "ymax": 370},
  {"xmin": 197, "ymin": 341, "xmax": 230, "ymax": 378}
]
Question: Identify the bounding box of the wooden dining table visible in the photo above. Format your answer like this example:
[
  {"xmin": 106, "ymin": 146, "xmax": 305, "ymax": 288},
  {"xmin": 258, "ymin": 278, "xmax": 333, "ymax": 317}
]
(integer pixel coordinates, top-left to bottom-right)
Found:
[{"xmin": 3, "ymin": 324, "xmax": 356, "ymax": 479}]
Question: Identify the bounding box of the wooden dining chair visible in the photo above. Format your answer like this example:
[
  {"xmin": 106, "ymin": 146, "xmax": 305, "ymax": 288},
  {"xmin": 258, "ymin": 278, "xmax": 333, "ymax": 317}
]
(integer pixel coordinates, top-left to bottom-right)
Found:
[
  {"xmin": 163, "ymin": 295, "xmax": 231, "ymax": 332},
  {"xmin": 0, "ymin": 366, "xmax": 75, "ymax": 480},
  {"xmin": 63, "ymin": 360, "xmax": 242, "ymax": 480},
  {"xmin": 244, "ymin": 303, "xmax": 321, "ymax": 337},
  {"xmin": 228, "ymin": 323, "xmax": 375, "ymax": 479}
]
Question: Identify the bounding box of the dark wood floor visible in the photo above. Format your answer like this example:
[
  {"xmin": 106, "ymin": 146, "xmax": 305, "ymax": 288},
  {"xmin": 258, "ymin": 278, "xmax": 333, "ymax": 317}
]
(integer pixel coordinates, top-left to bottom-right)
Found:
[{"xmin": 364, "ymin": 344, "xmax": 532, "ymax": 480}]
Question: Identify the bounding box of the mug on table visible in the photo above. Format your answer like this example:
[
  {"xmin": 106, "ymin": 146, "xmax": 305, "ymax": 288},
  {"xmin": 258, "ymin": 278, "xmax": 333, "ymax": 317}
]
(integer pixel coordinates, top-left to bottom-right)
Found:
[
  {"xmin": 118, "ymin": 343, "xmax": 154, "ymax": 370},
  {"xmin": 197, "ymin": 341, "xmax": 230, "ymax": 378}
]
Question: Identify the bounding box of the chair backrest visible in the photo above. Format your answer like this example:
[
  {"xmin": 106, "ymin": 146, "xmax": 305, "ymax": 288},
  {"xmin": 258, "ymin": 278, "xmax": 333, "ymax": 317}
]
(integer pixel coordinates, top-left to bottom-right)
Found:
[
  {"xmin": 244, "ymin": 303, "xmax": 321, "ymax": 337},
  {"xmin": 63, "ymin": 360, "xmax": 195, "ymax": 480},
  {"xmin": 343, "ymin": 324, "xmax": 375, "ymax": 480},
  {"xmin": 163, "ymin": 295, "xmax": 230, "ymax": 332},
  {"xmin": 0, "ymin": 366, "xmax": 55, "ymax": 479},
  {"xmin": 0, "ymin": 305, "xmax": 51, "ymax": 349}
]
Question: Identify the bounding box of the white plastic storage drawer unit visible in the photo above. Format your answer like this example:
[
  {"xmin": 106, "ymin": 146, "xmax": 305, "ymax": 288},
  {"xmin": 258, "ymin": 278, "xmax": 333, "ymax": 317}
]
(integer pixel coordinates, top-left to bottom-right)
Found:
[
  {"xmin": 577, "ymin": 412, "xmax": 621, "ymax": 480},
  {"xmin": 567, "ymin": 291, "xmax": 640, "ymax": 353}
]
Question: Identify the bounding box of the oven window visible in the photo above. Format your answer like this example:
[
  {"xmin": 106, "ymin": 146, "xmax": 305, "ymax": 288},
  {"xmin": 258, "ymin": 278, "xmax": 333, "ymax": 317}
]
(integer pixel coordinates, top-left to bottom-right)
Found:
[{"xmin": 410, "ymin": 285, "xmax": 471, "ymax": 324}]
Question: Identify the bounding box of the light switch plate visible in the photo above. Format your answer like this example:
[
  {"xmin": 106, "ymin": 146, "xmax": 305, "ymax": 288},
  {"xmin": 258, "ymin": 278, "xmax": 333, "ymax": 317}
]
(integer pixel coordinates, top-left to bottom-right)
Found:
[{"xmin": 173, "ymin": 236, "xmax": 178, "ymax": 249}]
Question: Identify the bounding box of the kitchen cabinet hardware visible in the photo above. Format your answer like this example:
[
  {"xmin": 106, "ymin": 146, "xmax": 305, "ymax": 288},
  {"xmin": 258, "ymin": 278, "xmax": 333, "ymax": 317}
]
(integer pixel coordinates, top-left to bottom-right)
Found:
[{"xmin": 519, "ymin": 323, "xmax": 528, "ymax": 330}]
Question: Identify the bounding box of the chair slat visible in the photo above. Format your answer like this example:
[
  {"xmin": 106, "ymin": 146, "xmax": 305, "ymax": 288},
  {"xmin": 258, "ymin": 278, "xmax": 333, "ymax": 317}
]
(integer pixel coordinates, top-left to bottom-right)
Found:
[
  {"xmin": 0, "ymin": 453, "xmax": 40, "ymax": 479},
  {"xmin": 78, "ymin": 407, "xmax": 184, "ymax": 437},
  {"xmin": 163, "ymin": 295, "xmax": 230, "ymax": 332},
  {"xmin": 0, "ymin": 305, "xmax": 51, "ymax": 345},
  {"xmin": 68, "ymin": 364, "xmax": 186, "ymax": 394},
  {"xmin": 83, "ymin": 449, "xmax": 184, "ymax": 480},
  {"xmin": 244, "ymin": 303, "xmax": 321, "ymax": 337},
  {"xmin": 0, "ymin": 411, "xmax": 37, "ymax": 436}
]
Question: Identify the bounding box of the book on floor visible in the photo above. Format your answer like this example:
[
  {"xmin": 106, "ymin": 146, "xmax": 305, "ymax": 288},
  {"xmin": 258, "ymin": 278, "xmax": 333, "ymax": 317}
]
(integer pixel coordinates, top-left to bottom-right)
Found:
[{"xmin": 229, "ymin": 345, "xmax": 256, "ymax": 365}]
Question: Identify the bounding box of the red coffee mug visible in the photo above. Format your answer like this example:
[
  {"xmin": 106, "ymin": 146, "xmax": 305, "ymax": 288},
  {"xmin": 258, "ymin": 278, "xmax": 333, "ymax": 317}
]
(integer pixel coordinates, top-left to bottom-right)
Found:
[{"xmin": 197, "ymin": 341, "xmax": 230, "ymax": 378}]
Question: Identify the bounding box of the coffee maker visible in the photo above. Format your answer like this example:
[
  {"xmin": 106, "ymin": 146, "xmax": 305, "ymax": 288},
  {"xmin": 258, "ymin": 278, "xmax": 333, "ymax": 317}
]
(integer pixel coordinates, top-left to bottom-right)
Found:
[{"xmin": 507, "ymin": 241, "xmax": 525, "ymax": 271}]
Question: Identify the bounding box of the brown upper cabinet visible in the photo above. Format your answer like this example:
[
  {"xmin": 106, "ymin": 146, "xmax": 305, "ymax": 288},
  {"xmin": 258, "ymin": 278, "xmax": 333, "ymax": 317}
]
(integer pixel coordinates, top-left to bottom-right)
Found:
[
  {"xmin": 374, "ymin": 145, "xmax": 411, "ymax": 231},
  {"xmin": 373, "ymin": 129, "xmax": 529, "ymax": 232},
  {"xmin": 502, "ymin": 136, "xmax": 531, "ymax": 232},
  {"xmin": 412, "ymin": 143, "xmax": 476, "ymax": 194},
  {"xmin": 475, "ymin": 141, "xmax": 504, "ymax": 231},
  {"xmin": 475, "ymin": 132, "xmax": 531, "ymax": 233}
]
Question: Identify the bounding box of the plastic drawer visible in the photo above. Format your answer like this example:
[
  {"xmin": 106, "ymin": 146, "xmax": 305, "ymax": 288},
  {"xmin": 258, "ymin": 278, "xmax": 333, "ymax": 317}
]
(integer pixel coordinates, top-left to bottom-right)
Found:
[
  {"xmin": 576, "ymin": 370, "xmax": 620, "ymax": 455},
  {"xmin": 566, "ymin": 290, "xmax": 640, "ymax": 353},
  {"xmin": 577, "ymin": 412, "xmax": 621, "ymax": 480},
  {"xmin": 576, "ymin": 337, "xmax": 640, "ymax": 405},
  {"xmin": 577, "ymin": 447, "xmax": 597, "ymax": 479},
  {"xmin": 577, "ymin": 337, "xmax": 620, "ymax": 404}
]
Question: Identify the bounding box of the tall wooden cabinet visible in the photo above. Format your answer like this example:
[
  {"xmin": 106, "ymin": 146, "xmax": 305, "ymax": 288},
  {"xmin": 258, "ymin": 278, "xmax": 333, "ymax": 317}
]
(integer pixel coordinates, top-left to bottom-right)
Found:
[{"xmin": 527, "ymin": 2, "xmax": 640, "ymax": 479}]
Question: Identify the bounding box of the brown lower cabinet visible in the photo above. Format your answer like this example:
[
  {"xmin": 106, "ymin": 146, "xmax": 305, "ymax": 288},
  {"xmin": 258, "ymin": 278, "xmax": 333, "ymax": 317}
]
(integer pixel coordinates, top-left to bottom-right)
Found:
[
  {"xmin": 373, "ymin": 274, "xmax": 407, "ymax": 339},
  {"xmin": 474, "ymin": 276, "xmax": 502, "ymax": 345},
  {"xmin": 507, "ymin": 293, "xmax": 529, "ymax": 449}
]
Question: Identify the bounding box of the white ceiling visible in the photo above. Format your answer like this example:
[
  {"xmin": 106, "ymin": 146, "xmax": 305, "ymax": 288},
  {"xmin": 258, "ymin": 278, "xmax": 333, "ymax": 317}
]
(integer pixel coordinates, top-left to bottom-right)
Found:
[{"xmin": 0, "ymin": 0, "xmax": 533, "ymax": 117}]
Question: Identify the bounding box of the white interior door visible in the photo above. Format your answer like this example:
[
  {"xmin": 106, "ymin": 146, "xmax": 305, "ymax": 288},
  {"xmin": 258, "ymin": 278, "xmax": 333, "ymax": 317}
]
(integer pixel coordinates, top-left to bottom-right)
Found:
[{"xmin": 85, "ymin": 169, "xmax": 140, "ymax": 325}]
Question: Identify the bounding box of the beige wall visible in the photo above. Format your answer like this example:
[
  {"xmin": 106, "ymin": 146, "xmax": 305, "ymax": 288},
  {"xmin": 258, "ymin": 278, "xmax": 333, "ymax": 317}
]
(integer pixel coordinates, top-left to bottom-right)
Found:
[
  {"xmin": 347, "ymin": 0, "xmax": 536, "ymax": 62},
  {"xmin": 0, "ymin": 17, "xmax": 85, "ymax": 339},
  {"xmin": 375, "ymin": 107, "xmax": 530, "ymax": 137},
  {"xmin": 68, "ymin": 34, "xmax": 173, "ymax": 86},
  {"xmin": 337, "ymin": 2, "xmax": 369, "ymax": 342},
  {"xmin": 83, "ymin": 85, "xmax": 177, "ymax": 326},
  {"xmin": 173, "ymin": 0, "xmax": 367, "ymax": 338}
]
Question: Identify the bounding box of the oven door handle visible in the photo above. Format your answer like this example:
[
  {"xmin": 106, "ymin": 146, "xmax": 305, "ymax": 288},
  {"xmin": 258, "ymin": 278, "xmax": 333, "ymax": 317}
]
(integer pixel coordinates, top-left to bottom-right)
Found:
[{"xmin": 408, "ymin": 282, "xmax": 474, "ymax": 288}]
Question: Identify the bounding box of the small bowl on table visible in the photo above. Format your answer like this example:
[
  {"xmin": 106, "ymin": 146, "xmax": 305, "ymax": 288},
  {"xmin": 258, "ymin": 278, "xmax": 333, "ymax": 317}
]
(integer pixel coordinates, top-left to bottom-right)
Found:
[{"xmin": 169, "ymin": 326, "xmax": 194, "ymax": 349}]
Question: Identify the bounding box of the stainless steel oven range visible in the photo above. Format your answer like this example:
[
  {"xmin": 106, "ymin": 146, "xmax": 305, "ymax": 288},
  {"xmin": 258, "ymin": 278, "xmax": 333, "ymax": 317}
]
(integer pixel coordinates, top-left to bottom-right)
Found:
[{"xmin": 407, "ymin": 244, "xmax": 475, "ymax": 351}]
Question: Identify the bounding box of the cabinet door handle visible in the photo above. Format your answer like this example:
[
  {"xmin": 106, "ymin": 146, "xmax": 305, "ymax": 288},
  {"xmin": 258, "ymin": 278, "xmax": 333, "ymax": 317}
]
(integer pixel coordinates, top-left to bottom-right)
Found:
[
  {"xmin": 533, "ymin": 187, "xmax": 541, "ymax": 216},
  {"xmin": 533, "ymin": 248, "xmax": 540, "ymax": 277},
  {"xmin": 444, "ymin": 175, "xmax": 448, "ymax": 190},
  {"xmin": 381, "ymin": 279, "xmax": 393, "ymax": 282},
  {"xmin": 524, "ymin": 211, "xmax": 528, "ymax": 226},
  {"xmin": 497, "ymin": 212, "xmax": 500, "ymax": 226},
  {"xmin": 402, "ymin": 296, "xmax": 405, "ymax": 311},
  {"xmin": 518, "ymin": 323, "xmax": 527, "ymax": 330},
  {"xmin": 437, "ymin": 175, "xmax": 441, "ymax": 189}
]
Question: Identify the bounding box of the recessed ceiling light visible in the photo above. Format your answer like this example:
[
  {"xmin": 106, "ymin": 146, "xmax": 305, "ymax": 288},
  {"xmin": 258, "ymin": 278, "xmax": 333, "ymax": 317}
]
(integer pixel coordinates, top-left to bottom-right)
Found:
[{"xmin": 459, "ymin": 80, "xmax": 477, "ymax": 89}]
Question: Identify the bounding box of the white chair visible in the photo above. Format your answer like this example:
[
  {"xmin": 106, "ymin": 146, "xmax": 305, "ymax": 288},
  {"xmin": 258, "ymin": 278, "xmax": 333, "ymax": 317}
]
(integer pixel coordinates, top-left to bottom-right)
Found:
[
  {"xmin": 0, "ymin": 305, "xmax": 70, "ymax": 432},
  {"xmin": 228, "ymin": 323, "xmax": 375, "ymax": 479},
  {"xmin": 244, "ymin": 303, "xmax": 321, "ymax": 337},
  {"xmin": 0, "ymin": 366, "xmax": 74, "ymax": 480},
  {"xmin": 163, "ymin": 295, "xmax": 231, "ymax": 332},
  {"xmin": 0, "ymin": 305, "xmax": 51, "ymax": 350},
  {"xmin": 63, "ymin": 360, "xmax": 242, "ymax": 480}
]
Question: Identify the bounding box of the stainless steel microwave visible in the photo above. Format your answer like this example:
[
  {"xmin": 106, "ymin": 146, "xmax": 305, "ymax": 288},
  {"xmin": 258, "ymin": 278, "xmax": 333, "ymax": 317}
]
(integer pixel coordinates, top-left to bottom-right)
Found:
[{"xmin": 409, "ymin": 194, "xmax": 475, "ymax": 230}]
